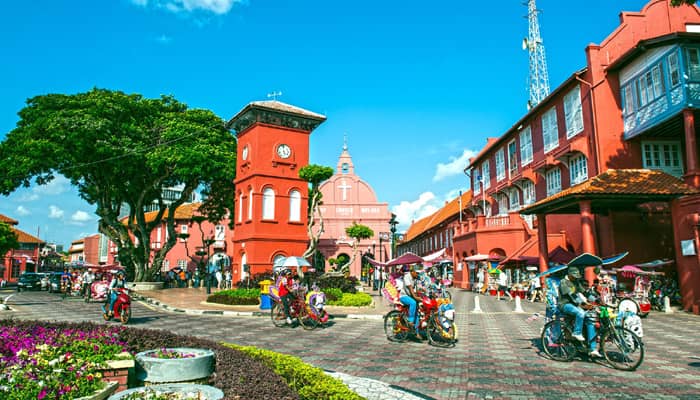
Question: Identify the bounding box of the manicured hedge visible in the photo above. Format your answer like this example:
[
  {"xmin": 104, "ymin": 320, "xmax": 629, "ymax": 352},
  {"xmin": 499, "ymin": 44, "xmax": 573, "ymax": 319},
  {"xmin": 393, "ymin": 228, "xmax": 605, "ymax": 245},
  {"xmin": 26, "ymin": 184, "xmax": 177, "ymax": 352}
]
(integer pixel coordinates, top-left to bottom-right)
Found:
[
  {"xmin": 226, "ymin": 344, "xmax": 365, "ymax": 400},
  {"xmin": 327, "ymin": 292, "xmax": 373, "ymax": 307},
  {"xmin": 207, "ymin": 288, "xmax": 261, "ymax": 305}
]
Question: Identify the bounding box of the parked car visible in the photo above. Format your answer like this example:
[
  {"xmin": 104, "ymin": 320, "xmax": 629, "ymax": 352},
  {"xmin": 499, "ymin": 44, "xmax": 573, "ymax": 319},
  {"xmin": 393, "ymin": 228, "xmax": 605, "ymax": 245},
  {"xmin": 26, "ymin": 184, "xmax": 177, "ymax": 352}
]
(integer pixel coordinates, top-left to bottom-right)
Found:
[
  {"xmin": 47, "ymin": 272, "xmax": 63, "ymax": 293},
  {"xmin": 17, "ymin": 272, "xmax": 43, "ymax": 292}
]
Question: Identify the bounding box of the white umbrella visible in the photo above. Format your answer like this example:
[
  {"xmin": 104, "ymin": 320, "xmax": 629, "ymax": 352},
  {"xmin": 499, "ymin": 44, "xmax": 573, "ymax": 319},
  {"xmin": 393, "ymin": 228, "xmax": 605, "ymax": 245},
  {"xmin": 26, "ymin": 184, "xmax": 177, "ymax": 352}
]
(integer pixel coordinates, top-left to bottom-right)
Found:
[{"xmin": 273, "ymin": 256, "xmax": 311, "ymax": 276}]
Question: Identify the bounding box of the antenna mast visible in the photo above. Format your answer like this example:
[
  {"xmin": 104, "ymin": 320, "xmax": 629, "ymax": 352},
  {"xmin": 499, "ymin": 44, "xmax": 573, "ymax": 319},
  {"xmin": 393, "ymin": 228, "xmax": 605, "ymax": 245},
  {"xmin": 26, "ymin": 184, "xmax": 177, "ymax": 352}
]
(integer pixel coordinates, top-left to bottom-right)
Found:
[{"xmin": 522, "ymin": 0, "xmax": 550, "ymax": 109}]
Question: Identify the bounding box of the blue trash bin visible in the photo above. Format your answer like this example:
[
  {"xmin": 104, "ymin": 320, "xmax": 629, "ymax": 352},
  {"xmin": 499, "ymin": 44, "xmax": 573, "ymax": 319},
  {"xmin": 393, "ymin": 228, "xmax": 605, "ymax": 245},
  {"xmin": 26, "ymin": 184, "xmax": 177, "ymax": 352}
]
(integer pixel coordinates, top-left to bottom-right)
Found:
[{"xmin": 260, "ymin": 294, "xmax": 272, "ymax": 310}]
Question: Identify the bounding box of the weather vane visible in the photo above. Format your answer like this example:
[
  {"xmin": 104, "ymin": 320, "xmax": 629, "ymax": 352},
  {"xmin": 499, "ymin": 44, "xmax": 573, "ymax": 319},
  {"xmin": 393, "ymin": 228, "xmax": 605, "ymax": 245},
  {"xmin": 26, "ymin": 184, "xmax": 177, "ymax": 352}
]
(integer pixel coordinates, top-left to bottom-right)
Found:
[{"xmin": 267, "ymin": 91, "xmax": 283, "ymax": 101}]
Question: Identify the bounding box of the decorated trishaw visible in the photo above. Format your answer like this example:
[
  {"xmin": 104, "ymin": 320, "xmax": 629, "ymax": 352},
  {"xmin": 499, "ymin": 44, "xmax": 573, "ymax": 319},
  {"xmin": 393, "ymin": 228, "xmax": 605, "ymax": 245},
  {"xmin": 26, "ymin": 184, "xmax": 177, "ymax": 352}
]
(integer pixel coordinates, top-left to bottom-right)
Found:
[{"xmin": 602, "ymin": 259, "xmax": 673, "ymax": 318}]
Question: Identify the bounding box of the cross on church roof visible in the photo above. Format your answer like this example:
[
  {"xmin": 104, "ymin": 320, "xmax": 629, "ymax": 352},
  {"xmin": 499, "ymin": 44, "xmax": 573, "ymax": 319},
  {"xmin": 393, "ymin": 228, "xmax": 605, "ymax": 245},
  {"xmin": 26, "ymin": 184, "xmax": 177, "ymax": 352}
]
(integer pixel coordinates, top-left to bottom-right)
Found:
[
  {"xmin": 267, "ymin": 91, "xmax": 282, "ymax": 101},
  {"xmin": 343, "ymin": 133, "xmax": 348, "ymax": 151}
]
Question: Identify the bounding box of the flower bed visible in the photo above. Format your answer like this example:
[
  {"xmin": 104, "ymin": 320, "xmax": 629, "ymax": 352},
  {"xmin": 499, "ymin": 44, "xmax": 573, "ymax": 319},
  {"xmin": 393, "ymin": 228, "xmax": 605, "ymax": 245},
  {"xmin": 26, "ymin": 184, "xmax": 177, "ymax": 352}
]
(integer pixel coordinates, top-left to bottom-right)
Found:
[
  {"xmin": 0, "ymin": 321, "xmax": 361, "ymax": 400},
  {"xmin": 0, "ymin": 321, "xmax": 131, "ymax": 400}
]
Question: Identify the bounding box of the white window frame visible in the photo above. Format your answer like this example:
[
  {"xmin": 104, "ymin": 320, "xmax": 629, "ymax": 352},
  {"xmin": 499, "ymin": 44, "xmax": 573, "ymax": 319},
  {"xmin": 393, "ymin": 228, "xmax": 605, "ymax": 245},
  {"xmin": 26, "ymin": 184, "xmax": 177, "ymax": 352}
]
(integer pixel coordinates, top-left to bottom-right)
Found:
[
  {"xmin": 623, "ymin": 84, "xmax": 635, "ymax": 115},
  {"xmin": 497, "ymin": 193, "xmax": 509, "ymax": 215},
  {"xmin": 519, "ymin": 126, "xmax": 533, "ymax": 166},
  {"xmin": 481, "ymin": 161, "xmax": 491, "ymax": 190},
  {"xmin": 521, "ymin": 180, "xmax": 535, "ymax": 205},
  {"xmin": 238, "ymin": 193, "xmax": 243, "ymax": 223},
  {"xmin": 495, "ymin": 148, "xmax": 505, "ymax": 182},
  {"xmin": 642, "ymin": 141, "xmax": 684, "ymax": 177},
  {"xmin": 262, "ymin": 188, "xmax": 275, "ymax": 220},
  {"xmin": 177, "ymin": 259, "xmax": 187, "ymax": 268},
  {"xmin": 179, "ymin": 224, "xmax": 188, "ymax": 242},
  {"xmin": 546, "ymin": 168, "xmax": 562, "ymax": 197},
  {"xmin": 542, "ymin": 107, "xmax": 559, "ymax": 153},
  {"xmin": 564, "ymin": 86, "xmax": 584, "ymax": 138},
  {"xmin": 289, "ymin": 190, "xmax": 301, "ymax": 222},
  {"xmin": 569, "ymin": 154, "xmax": 588, "ymax": 186},
  {"xmin": 247, "ymin": 189, "xmax": 253, "ymax": 220},
  {"xmin": 687, "ymin": 47, "xmax": 700, "ymax": 81},
  {"xmin": 668, "ymin": 51, "xmax": 680, "ymax": 87},
  {"xmin": 507, "ymin": 140, "xmax": 518, "ymax": 178},
  {"xmin": 508, "ymin": 188, "xmax": 520, "ymax": 210}
]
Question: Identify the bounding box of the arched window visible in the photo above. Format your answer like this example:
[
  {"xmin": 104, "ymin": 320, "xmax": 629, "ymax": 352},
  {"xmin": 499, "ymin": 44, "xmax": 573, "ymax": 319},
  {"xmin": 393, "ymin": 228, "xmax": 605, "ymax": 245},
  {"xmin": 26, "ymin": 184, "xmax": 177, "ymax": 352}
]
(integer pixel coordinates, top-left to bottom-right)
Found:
[
  {"xmin": 248, "ymin": 189, "xmax": 253, "ymax": 220},
  {"xmin": 289, "ymin": 190, "xmax": 301, "ymax": 222},
  {"xmin": 238, "ymin": 193, "xmax": 243, "ymax": 222},
  {"xmin": 262, "ymin": 188, "xmax": 275, "ymax": 220}
]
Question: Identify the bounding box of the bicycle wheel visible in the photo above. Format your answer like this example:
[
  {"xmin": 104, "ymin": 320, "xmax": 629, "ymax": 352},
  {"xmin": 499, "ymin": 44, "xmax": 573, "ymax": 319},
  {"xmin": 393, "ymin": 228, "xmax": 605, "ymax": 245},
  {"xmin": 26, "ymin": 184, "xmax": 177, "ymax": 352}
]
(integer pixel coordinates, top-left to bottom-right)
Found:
[
  {"xmin": 601, "ymin": 327, "xmax": 644, "ymax": 371},
  {"xmin": 298, "ymin": 306, "xmax": 319, "ymax": 330},
  {"xmin": 384, "ymin": 310, "xmax": 409, "ymax": 342},
  {"xmin": 427, "ymin": 314, "xmax": 456, "ymax": 347},
  {"xmin": 270, "ymin": 303, "xmax": 286, "ymax": 327},
  {"xmin": 540, "ymin": 320, "xmax": 576, "ymax": 361},
  {"xmin": 617, "ymin": 298, "xmax": 639, "ymax": 315}
]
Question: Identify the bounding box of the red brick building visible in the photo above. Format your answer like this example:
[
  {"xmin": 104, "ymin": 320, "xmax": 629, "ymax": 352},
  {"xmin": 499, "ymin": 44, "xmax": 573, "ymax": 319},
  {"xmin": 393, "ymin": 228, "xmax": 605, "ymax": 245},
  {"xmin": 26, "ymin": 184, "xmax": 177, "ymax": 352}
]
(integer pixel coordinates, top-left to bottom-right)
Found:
[{"xmin": 1, "ymin": 213, "xmax": 43, "ymax": 283}]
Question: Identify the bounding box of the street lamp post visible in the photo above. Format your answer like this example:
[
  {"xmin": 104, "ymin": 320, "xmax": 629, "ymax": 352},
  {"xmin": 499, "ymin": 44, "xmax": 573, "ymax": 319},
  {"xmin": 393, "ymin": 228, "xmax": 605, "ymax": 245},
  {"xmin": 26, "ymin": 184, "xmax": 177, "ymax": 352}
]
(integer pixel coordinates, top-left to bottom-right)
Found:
[{"xmin": 389, "ymin": 214, "xmax": 398, "ymax": 260}]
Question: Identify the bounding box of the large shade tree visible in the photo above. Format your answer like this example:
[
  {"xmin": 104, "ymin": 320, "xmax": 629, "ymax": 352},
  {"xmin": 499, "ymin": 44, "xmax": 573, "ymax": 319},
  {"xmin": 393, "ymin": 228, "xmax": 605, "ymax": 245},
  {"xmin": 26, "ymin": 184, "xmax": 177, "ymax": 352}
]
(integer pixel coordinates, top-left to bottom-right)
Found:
[
  {"xmin": 0, "ymin": 222, "xmax": 19, "ymax": 257},
  {"xmin": 0, "ymin": 89, "xmax": 236, "ymax": 281},
  {"xmin": 671, "ymin": 0, "xmax": 697, "ymax": 6},
  {"xmin": 298, "ymin": 164, "xmax": 334, "ymax": 259}
]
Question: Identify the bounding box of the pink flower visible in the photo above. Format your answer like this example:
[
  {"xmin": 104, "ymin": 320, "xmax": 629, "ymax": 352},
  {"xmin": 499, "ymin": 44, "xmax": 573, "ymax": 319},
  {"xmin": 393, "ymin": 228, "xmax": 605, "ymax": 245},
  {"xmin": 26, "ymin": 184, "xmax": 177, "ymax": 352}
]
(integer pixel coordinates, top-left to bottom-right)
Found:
[{"xmin": 37, "ymin": 388, "xmax": 47, "ymax": 399}]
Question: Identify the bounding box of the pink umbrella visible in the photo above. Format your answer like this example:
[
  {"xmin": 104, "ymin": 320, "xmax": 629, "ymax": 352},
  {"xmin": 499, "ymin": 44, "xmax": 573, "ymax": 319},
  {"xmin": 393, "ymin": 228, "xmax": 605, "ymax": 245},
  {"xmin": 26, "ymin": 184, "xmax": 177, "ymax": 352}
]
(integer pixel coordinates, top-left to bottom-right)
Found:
[{"xmin": 386, "ymin": 252, "xmax": 424, "ymax": 266}]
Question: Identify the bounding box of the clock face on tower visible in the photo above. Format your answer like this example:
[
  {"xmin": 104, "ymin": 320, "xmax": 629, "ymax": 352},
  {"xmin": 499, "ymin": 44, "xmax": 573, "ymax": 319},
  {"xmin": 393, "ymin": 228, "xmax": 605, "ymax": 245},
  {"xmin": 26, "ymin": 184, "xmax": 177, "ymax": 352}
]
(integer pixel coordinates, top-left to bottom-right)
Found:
[{"xmin": 276, "ymin": 144, "xmax": 291, "ymax": 159}]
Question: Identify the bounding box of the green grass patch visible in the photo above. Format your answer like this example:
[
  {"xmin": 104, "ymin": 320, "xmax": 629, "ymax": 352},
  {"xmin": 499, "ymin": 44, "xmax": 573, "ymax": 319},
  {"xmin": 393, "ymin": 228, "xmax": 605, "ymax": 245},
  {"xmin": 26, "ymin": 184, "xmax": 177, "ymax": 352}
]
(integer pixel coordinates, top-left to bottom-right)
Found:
[
  {"xmin": 327, "ymin": 292, "xmax": 372, "ymax": 307},
  {"xmin": 207, "ymin": 288, "xmax": 261, "ymax": 305}
]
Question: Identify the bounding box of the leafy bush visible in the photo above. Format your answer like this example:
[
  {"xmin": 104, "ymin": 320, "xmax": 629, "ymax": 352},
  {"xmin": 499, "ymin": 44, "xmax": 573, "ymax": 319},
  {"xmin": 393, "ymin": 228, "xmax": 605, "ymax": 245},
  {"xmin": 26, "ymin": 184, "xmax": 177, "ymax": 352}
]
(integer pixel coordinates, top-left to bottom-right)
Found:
[
  {"xmin": 327, "ymin": 292, "xmax": 372, "ymax": 307},
  {"xmin": 316, "ymin": 275, "xmax": 358, "ymax": 294},
  {"xmin": 226, "ymin": 344, "xmax": 364, "ymax": 400},
  {"xmin": 207, "ymin": 288, "xmax": 261, "ymax": 305},
  {"xmin": 324, "ymin": 288, "xmax": 343, "ymax": 302}
]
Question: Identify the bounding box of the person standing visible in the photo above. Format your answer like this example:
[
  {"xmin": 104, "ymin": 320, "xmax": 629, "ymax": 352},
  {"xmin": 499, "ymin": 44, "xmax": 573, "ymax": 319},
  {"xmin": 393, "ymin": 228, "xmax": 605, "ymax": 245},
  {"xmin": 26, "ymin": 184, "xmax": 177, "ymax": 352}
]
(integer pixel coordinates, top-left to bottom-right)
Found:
[
  {"xmin": 215, "ymin": 269, "xmax": 223, "ymax": 289},
  {"xmin": 81, "ymin": 269, "xmax": 95, "ymax": 299},
  {"xmin": 373, "ymin": 267, "xmax": 381, "ymax": 291},
  {"xmin": 497, "ymin": 270, "xmax": 513, "ymax": 301},
  {"xmin": 224, "ymin": 269, "xmax": 232, "ymax": 289}
]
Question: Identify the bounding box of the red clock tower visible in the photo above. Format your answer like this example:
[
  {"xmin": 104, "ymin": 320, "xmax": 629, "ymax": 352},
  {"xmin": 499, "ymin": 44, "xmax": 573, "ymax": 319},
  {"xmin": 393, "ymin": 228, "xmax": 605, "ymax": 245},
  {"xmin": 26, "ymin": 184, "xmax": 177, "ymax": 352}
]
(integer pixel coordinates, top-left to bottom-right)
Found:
[{"xmin": 227, "ymin": 101, "xmax": 326, "ymax": 278}]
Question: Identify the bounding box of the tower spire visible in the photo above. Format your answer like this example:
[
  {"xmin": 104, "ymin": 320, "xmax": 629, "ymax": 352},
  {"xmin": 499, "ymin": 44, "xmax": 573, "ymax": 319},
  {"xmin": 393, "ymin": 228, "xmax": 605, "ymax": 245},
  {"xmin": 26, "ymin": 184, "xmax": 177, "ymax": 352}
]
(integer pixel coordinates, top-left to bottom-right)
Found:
[{"xmin": 523, "ymin": 0, "xmax": 550, "ymax": 109}]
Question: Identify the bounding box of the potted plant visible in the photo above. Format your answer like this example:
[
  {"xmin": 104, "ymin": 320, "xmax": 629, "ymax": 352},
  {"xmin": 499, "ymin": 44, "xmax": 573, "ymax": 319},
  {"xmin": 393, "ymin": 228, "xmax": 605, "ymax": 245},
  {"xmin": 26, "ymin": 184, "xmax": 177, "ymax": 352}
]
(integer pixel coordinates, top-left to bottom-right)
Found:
[{"xmin": 135, "ymin": 348, "xmax": 215, "ymax": 384}]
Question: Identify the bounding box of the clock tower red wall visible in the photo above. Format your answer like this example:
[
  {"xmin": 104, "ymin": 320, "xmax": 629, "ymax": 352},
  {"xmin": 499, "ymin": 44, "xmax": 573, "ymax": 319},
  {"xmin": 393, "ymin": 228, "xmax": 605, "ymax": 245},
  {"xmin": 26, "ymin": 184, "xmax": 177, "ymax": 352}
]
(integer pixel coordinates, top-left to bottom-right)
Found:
[{"xmin": 227, "ymin": 101, "xmax": 326, "ymax": 278}]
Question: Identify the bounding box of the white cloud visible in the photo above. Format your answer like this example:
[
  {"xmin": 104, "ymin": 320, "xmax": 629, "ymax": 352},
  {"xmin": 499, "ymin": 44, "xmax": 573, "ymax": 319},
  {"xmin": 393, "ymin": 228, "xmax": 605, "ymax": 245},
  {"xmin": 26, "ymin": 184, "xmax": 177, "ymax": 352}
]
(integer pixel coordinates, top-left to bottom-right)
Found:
[
  {"xmin": 16, "ymin": 206, "xmax": 31, "ymax": 216},
  {"xmin": 155, "ymin": 34, "xmax": 172, "ymax": 44},
  {"xmin": 48, "ymin": 206, "xmax": 64, "ymax": 219},
  {"xmin": 71, "ymin": 211, "xmax": 93, "ymax": 223},
  {"xmin": 433, "ymin": 149, "xmax": 477, "ymax": 182},
  {"xmin": 391, "ymin": 192, "xmax": 438, "ymax": 230},
  {"xmin": 18, "ymin": 193, "xmax": 39, "ymax": 202},
  {"xmin": 133, "ymin": 0, "xmax": 240, "ymax": 15}
]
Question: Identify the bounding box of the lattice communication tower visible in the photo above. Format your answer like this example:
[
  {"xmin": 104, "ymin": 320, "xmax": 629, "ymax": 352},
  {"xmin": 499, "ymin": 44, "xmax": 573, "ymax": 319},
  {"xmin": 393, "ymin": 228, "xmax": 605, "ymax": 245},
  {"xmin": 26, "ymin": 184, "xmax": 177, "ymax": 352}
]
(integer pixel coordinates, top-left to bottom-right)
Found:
[{"xmin": 522, "ymin": 0, "xmax": 550, "ymax": 109}]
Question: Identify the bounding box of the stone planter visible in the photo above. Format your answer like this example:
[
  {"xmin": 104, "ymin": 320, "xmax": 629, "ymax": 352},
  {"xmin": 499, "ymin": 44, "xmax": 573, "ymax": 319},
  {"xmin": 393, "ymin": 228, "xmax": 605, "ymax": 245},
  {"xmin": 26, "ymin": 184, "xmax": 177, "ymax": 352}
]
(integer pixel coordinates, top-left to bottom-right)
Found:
[
  {"xmin": 76, "ymin": 381, "xmax": 119, "ymax": 400},
  {"xmin": 128, "ymin": 282, "xmax": 164, "ymax": 291},
  {"xmin": 135, "ymin": 348, "xmax": 215, "ymax": 384},
  {"xmin": 108, "ymin": 384, "xmax": 223, "ymax": 400}
]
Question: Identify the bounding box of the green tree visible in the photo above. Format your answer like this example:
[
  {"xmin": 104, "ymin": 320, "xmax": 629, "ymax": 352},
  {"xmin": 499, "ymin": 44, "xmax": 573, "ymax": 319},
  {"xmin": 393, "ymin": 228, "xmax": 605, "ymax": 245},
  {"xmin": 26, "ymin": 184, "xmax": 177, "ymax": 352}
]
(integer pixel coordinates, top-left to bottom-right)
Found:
[
  {"xmin": 671, "ymin": 0, "xmax": 697, "ymax": 6},
  {"xmin": 298, "ymin": 164, "xmax": 334, "ymax": 259},
  {"xmin": 0, "ymin": 222, "xmax": 19, "ymax": 256},
  {"xmin": 0, "ymin": 89, "xmax": 236, "ymax": 281},
  {"xmin": 339, "ymin": 223, "xmax": 374, "ymax": 274}
]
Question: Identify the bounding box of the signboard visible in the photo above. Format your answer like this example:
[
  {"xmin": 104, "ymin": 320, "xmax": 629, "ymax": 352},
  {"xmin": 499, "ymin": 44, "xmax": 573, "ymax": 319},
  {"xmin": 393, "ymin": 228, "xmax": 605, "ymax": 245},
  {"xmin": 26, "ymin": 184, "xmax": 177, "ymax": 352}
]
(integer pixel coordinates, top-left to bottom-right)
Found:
[{"xmin": 681, "ymin": 239, "xmax": 696, "ymax": 256}]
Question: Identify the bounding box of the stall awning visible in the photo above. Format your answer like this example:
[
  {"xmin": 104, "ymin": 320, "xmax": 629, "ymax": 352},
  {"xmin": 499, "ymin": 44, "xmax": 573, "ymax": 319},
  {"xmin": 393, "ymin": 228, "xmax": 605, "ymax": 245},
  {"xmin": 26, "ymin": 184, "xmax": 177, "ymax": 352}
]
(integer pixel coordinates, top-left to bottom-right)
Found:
[
  {"xmin": 365, "ymin": 257, "xmax": 387, "ymax": 267},
  {"xmin": 423, "ymin": 248, "xmax": 446, "ymax": 262}
]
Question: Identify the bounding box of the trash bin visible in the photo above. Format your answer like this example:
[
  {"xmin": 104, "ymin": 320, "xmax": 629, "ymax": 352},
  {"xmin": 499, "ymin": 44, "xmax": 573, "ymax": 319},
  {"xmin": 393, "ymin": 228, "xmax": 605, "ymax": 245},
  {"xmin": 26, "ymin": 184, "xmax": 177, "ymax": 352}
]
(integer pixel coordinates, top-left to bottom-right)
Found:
[{"xmin": 259, "ymin": 280, "xmax": 273, "ymax": 310}]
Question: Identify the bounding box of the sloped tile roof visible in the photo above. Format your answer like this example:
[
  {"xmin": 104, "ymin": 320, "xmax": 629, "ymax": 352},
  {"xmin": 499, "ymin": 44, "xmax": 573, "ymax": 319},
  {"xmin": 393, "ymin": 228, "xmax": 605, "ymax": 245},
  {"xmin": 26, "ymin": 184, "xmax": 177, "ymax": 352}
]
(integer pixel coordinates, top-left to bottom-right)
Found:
[
  {"xmin": 404, "ymin": 191, "xmax": 472, "ymax": 242},
  {"xmin": 248, "ymin": 100, "xmax": 327, "ymax": 120},
  {"xmin": 522, "ymin": 169, "xmax": 699, "ymax": 214},
  {"xmin": 0, "ymin": 214, "xmax": 18, "ymax": 225},
  {"xmin": 12, "ymin": 227, "xmax": 43, "ymax": 244},
  {"xmin": 122, "ymin": 202, "xmax": 201, "ymax": 225}
]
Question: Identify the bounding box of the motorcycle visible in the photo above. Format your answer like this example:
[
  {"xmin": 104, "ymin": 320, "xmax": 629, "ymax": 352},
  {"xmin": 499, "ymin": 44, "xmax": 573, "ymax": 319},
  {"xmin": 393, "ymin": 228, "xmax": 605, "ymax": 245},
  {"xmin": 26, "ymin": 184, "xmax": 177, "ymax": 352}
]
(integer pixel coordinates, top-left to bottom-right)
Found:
[
  {"xmin": 102, "ymin": 288, "xmax": 131, "ymax": 324},
  {"xmin": 85, "ymin": 280, "xmax": 109, "ymax": 303}
]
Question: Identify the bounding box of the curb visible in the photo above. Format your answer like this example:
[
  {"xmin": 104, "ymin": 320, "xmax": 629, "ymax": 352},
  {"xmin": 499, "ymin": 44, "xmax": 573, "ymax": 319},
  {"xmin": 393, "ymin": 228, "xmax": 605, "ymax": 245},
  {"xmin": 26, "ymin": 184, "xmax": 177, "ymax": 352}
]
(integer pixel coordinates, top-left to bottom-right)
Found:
[{"xmin": 132, "ymin": 293, "xmax": 386, "ymax": 320}]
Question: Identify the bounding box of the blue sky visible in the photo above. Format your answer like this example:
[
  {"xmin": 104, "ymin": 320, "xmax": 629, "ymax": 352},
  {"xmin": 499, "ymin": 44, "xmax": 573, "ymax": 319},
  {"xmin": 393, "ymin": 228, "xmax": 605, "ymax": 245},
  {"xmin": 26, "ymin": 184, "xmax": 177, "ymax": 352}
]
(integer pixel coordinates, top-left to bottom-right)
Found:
[{"xmin": 0, "ymin": 0, "xmax": 655, "ymax": 248}]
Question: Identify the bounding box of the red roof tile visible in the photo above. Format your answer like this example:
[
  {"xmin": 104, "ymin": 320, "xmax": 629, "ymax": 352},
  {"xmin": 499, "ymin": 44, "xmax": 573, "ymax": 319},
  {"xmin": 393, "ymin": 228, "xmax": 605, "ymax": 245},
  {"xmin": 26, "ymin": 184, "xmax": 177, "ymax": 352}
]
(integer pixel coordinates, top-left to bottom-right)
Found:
[{"xmin": 0, "ymin": 214, "xmax": 18, "ymax": 225}]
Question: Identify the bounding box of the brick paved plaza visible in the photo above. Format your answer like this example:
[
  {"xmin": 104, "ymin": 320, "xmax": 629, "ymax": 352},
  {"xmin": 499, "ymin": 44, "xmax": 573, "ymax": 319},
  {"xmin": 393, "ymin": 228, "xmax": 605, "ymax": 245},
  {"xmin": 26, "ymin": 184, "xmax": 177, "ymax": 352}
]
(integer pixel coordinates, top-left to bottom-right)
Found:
[{"xmin": 3, "ymin": 287, "xmax": 699, "ymax": 399}]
